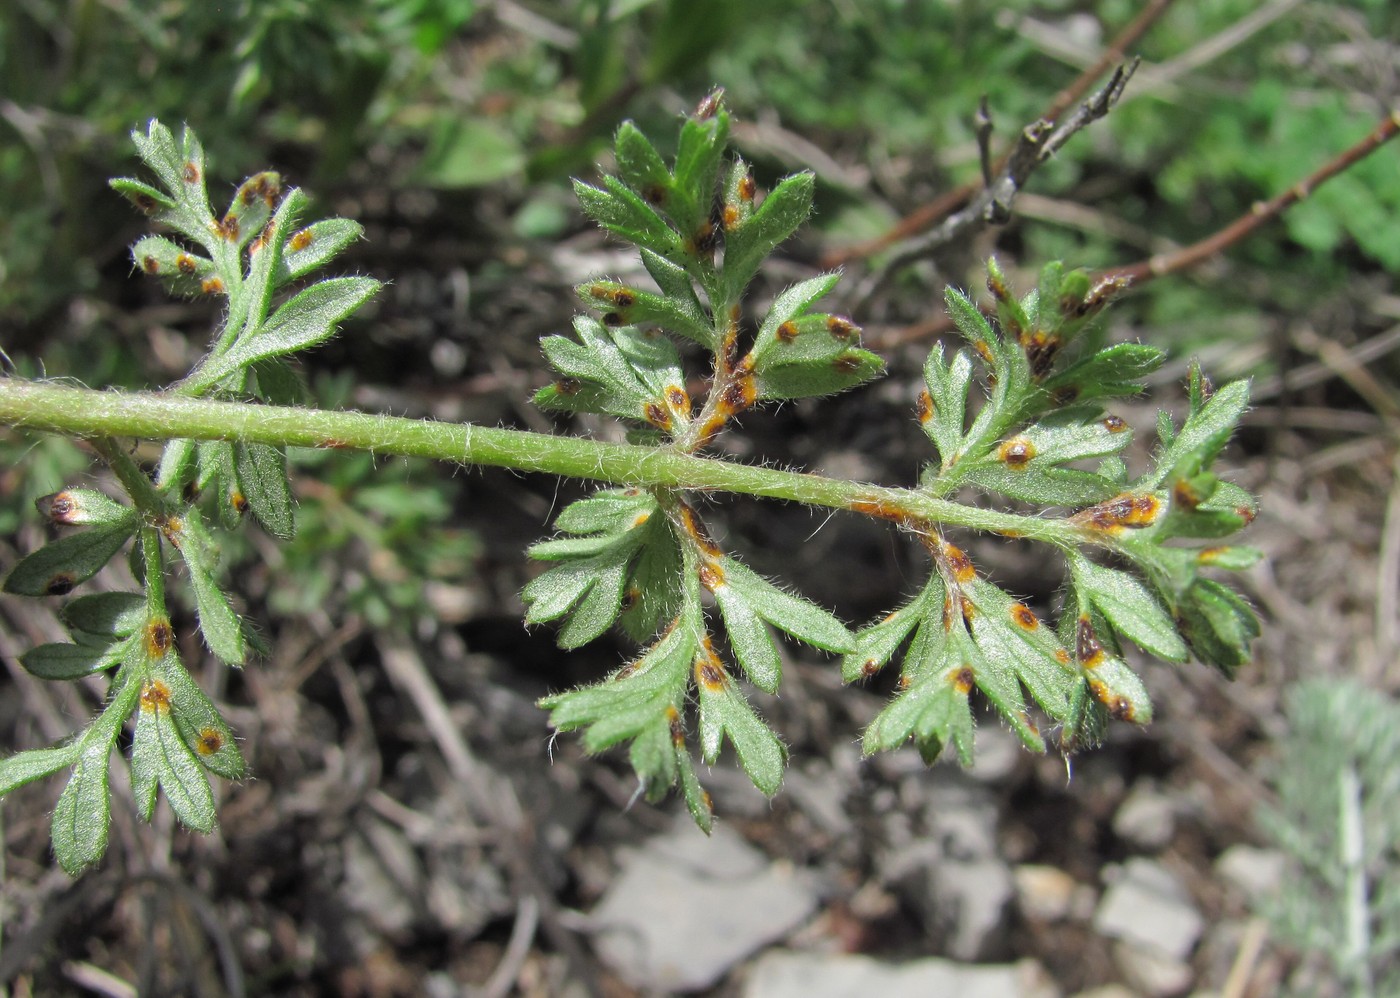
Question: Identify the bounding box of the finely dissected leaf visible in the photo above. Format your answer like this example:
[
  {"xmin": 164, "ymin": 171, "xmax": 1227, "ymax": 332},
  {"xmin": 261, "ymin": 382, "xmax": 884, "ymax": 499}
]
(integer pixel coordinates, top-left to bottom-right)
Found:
[
  {"xmin": 52, "ymin": 746, "xmax": 113, "ymax": 875},
  {"xmin": 694, "ymin": 662, "xmax": 786, "ymax": 795},
  {"xmin": 174, "ymin": 510, "xmax": 245, "ymax": 665},
  {"xmin": 129, "ymin": 234, "xmax": 214, "ymax": 296},
  {"xmin": 963, "ymin": 407, "xmax": 1132, "ymax": 506},
  {"xmin": 613, "ymin": 121, "xmax": 673, "ymax": 211},
  {"xmin": 842, "ymin": 576, "xmax": 941, "ymax": 684},
  {"xmin": 750, "ymin": 273, "xmax": 842, "ymax": 361},
  {"xmin": 235, "ymin": 442, "xmax": 295, "ymax": 539},
  {"xmin": 720, "ymin": 559, "xmax": 853, "ymax": 653},
  {"xmin": 155, "ymin": 656, "xmax": 246, "ymax": 780},
  {"xmin": 752, "ymin": 341, "xmax": 885, "ymax": 401},
  {"xmin": 190, "ymin": 276, "xmax": 381, "ymax": 388},
  {"xmin": 535, "ymin": 318, "xmax": 687, "ymax": 428},
  {"xmin": 232, "ymin": 187, "xmax": 307, "ymax": 341},
  {"xmin": 1144, "ymin": 379, "xmax": 1251, "ymax": 489},
  {"xmin": 60, "ymin": 591, "xmax": 147, "ymax": 638},
  {"xmin": 275, "ymin": 218, "xmax": 365, "ymax": 284},
  {"xmin": 221, "ymin": 171, "xmax": 281, "ymax": 253},
  {"xmin": 1040, "ymin": 343, "xmax": 1163, "ymax": 406},
  {"xmin": 712, "ymin": 582, "xmax": 782, "ymax": 692},
  {"xmin": 721, "ymin": 173, "xmax": 814, "ymax": 300},
  {"xmin": 1176, "ymin": 578, "xmax": 1260, "ymax": 677},
  {"xmin": 576, "ymin": 279, "xmax": 712, "ymax": 348},
  {"xmin": 961, "ymin": 577, "xmax": 1078, "ymax": 726},
  {"xmin": 920, "ymin": 344, "xmax": 974, "ymax": 468},
  {"xmin": 0, "ymin": 744, "xmax": 81, "ymax": 798},
  {"xmin": 21, "ymin": 640, "xmax": 127, "ymax": 680},
  {"xmin": 131, "ymin": 689, "xmax": 216, "ymax": 832},
  {"xmin": 669, "ymin": 111, "xmax": 729, "ymax": 237},
  {"xmin": 1069, "ymin": 554, "xmax": 1187, "ymax": 662},
  {"xmin": 573, "ymin": 177, "xmax": 689, "ymax": 270},
  {"xmin": 865, "ymin": 666, "xmax": 976, "ymax": 767},
  {"xmin": 3, "ymin": 519, "xmax": 138, "ymax": 596}
]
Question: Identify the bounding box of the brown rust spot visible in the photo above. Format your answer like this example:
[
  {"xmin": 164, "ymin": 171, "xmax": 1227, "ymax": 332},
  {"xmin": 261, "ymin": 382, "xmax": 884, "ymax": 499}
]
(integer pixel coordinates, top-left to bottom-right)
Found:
[
  {"xmin": 643, "ymin": 401, "xmax": 672, "ymax": 430},
  {"xmin": 833, "ymin": 353, "xmax": 863, "ymax": 374},
  {"xmin": 176, "ymin": 253, "xmax": 197, "ymax": 274},
  {"xmin": 290, "ymin": 227, "xmax": 315, "ymax": 252},
  {"xmin": 667, "ymin": 705, "xmax": 685, "ymax": 746},
  {"xmin": 201, "ymin": 276, "xmax": 225, "ymax": 295},
  {"xmin": 722, "ymin": 204, "xmax": 741, "ymax": 229},
  {"xmin": 195, "ymin": 728, "xmax": 225, "ymax": 755},
  {"xmin": 738, "ymin": 175, "xmax": 756, "ymax": 201},
  {"xmin": 860, "ymin": 658, "xmax": 882, "ymax": 679},
  {"xmin": 140, "ymin": 679, "xmax": 172, "ymax": 713},
  {"xmin": 827, "ymin": 316, "xmax": 858, "ymax": 340},
  {"xmin": 718, "ymin": 375, "xmax": 757, "ymax": 415},
  {"xmin": 973, "ymin": 340, "xmax": 995, "ymax": 366},
  {"xmin": 998, "ymin": 437, "xmax": 1036, "ymax": 468},
  {"xmin": 602, "ymin": 312, "xmax": 623, "ymax": 327},
  {"xmin": 45, "ymin": 573, "xmax": 77, "ymax": 596},
  {"xmin": 915, "ymin": 389, "xmax": 933, "ymax": 423},
  {"xmin": 1102, "ymin": 414, "xmax": 1127, "ymax": 433},
  {"xmin": 554, "ymin": 377, "xmax": 582, "ymax": 396},
  {"xmin": 215, "ymin": 214, "xmax": 240, "ymax": 242},
  {"xmin": 848, "ymin": 498, "xmax": 905, "ymax": 522},
  {"xmin": 697, "ymin": 561, "xmax": 725, "ymax": 591},
  {"xmin": 133, "ymin": 192, "xmax": 158, "ymax": 214},
  {"xmin": 1025, "ymin": 332, "xmax": 1061, "ymax": 380},
  {"xmin": 230, "ymin": 490, "xmax": 249, "ymax": 515},
  {"xmin": 1235, "ymin": 504, "xmax": 1256, "ymax": 525},
  {"xmin": 620, "ymin": 588, "xmax": 640, "ymax": 612},
  {"xmin": 941, "ymin": 542, "xmax": 976, "ymax": 583},
  {"xmin": 665, "ymin": 384, "xmax": 691, "ymax": 414},
  {"xmin": 1076, "ymin": 493, "xmax": 1161, "ymax": 532},
  {"xmin": 677, "ymin": 503, "xmax": 722, "ymax": 557},
  {"xmin": 1055, "ymin": 647, "xmax": 1071, "ymax": 665},
  {"xmin": 951, "ymin": 666, "xmax": 976, "ymax": 694},
  {"xmin": 1172, "ymin": 478, "xmax": 1202, "ymax": 510},
  {"xmin": 1076, "ymin": 615, "xmax": 1105, "ymax": 668},
  {"xmin": 1052, "ymin": 385, "xmax": 1080, "ymax": 406},
  {"xmin": 40, "ymin": 492, "xmax": 78, "ymax": 524},
  {"xmin": 696, "ymin": 654, "xmax": 727, "ymax": 691},
  {"xmin": 943, "ymin": 596, "xmax": 955, "ymax": 632},
  {"xmin": 776, "ymin": 320, "xmax": 799, "ymax": 343},
  {"xmin": 959, "ymin": 594, "xmax": 977, "ymax": 626},
  {"xmin": 642, "ymin": 184, "xmax": 666, "ymax": 205},
  {"xmin": 987, "ymin": 270, "xmax": 1011, "ymax": 302},
  {"xmin": 182, "ymin": 161, "xmax": 200, "ymax": 184},
  {"xmin": 897, "ymin": 674, "xmax": 912, "ymax": 690},
  {"xmin": 1010, "ymin": 603, "xmax": 1039, "ymax": 630},
  {"xmin": 691, "ymin": 221, "xmax": 718, "ymax": 255},
  {"xmin": 694, "ymin": 90, "xmax": 723, "ymax": 119},
  {"xmin": 141, "ymin": 255, "xmax": 161, "ymax": 275},
  {"xmin": 145, "ymin": 618, "xmax": 173, "ymax": 659}
]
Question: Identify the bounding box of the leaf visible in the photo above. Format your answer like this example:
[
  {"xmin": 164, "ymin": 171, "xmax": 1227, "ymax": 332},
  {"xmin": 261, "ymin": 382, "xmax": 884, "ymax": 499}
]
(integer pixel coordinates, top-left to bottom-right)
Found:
[
  {"xmin": 721, "ymin": 173, "xmax": 815, "ymax": 300},
  {"xmin": 919, "ymin": 344, "xmax": 974, "ymax": 468},
  {"xmin": 189, "ymin": 276, "xmax": 381, "ymax": 389},
  {"xmin": 155, "ymin": 656, "xmax": 246, "ymax": 780},
  {"xmin": 694, "ymin": 659, "xmax": 787, "ymax": 796},
  {"xmin": 865, "ymin": 666, "xmax": 976, "ymax": 767},
  {"xmin": 60, "ymin": 591, "xmax": 147, "ymax": 638},
  {"xmin": 1176, "ymin": 578, "xmax": 1260, "ymax": 677},
  {"xmin": 130, "ymin": 684, "xmax": 216, "ymax": 832},
  {"xmin": 235, "ymin": 443, "xmax": 295, "ymax": 539},
  {"xmin": 1040, "ymin": 343, "xmax": 1164, "ymax": 406},
  {"xmin": 574, "ymin": 177, "xmax": 689, "ymax": 271},
  {"xmin": 576, "ymin": 279, "xmax": 713, "ymax": 349},
  {"xmin": 4, "ymin": 520, "xmax": 138, "ymax": 596},
  {"xmin": 721, "ymin": 559, "xmax": 853, "ymax": 653},
  {"xmin": 842, "ymin": 579, "xmax": 939, "ymax": 684},
  {"xmin": 1069, "ymin": 554, "xmax": 1188, "ymax": 662},
  {"xmin": 175, "ymin": 511, "xmax": 245, "ymax": 665},
  {"xmin": 21, "ymin": 641, "xmax": 127, "ymax": 681},
  {"xmin": 535, "ymin": 318, "xmax": 687, "ymax": 428},
  {"xmin": 1144, "ymin": 379, "xmax": 1251, "ymax": 489},
  {"xmin": 750, "ymin": 272, "xmax": 842, "ymax": 362},
  {"xmin": 52, "ymin": 745, "xmax": 113, "ymax": 875},
  {"xmin": 275, "ymin": 218, "xmax": 366, "ymax": 285},
  {"xmin": 962, "ymin": 408, "xmax": 1132, "ymax": 506},
  {"xmin": 0, "ymin": 744, "xmax": 80, "ymax": 799}
]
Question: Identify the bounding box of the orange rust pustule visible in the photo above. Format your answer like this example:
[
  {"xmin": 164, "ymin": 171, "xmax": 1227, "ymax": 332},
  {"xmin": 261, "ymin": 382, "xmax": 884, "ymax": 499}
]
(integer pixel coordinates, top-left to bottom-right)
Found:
[
  {"xmin": 620, "ymin": 588, "xmax": 640, "ymax": 612},
  {"xmin": 998, "ymin": 437, "xmax": 1036, "ymax": 468},
  {"xmin": 554, "ymin": 377, "xmax": 582, "ymax": 396},
  {"xmin": 290, "ymin": 228, "xmax": 315, "ymax": 252},
  {"xmin": 215, "ymin": 215, "xmax": 240, "ymax": 242},
  {"xmin": 677, "ymin": 503, "xmax": 723, "ymax": 557},
  {"xmin": 230, "ymin": 490, "xmax": 250, "ymax": 515},
  {"xmin": 142, "ymin": 255, "xmax": 161, "ymax": 275},
  {"xmin": 1055, "ymin": 648, "xmax": 1071, "ymax": 665},
  {"xmin": 973, "ymin": 340, "xmax": 995, "ymax": 366},
  {"xmin": 145, "ymin": 618, "xmax": 173, "ymax": 659},
  {"xmin": 722, "ymin": 204, "xmax": 741, "ymax": 229},
  {"xmin": 695, "ymin": 655, "xmax": 727, "ymax": 690},
  {"xmin": 718, "ymin": 375, "xmax": 757, "ymax": 415},
  {"xmin": 738, "ymin": 175, "xmax": 757, "ymax": 201},
  {"xmin": 1102, "ymin": 414, "xmax": 1127, "ymax": 433},
  {"xmin": 951, "ymin": 666, "xmax": 976, "ymax": 694},
  {"xmin": 915, "ymin": 389, "xmax": 934, "ymax": 423},
  {"xmin": 255, "ymin": 173, "xmax": 281, "ymax": 206},
  {"xmin": 1010, "ymin": 603, "xmax": 1040, "ymax": 630},
  {"xmin": 848, "ymin": 498, "xmax": 905, "ymax": 523},
  {"xmin": 182, "ymin": 162, "xmax": 200, "ymax": 184},
  {"xmin": 196, "ymin": 728, "xmax": 225, "ymax": 755},
  {"xmin": 643, "ymin": 401, "xmax": 672, "ymax": 430},
  {"xmin": 1076, "ymin": 615, "xmax": 1105, "ymax": 668},
  {"xmin": 133, "ymin": 192, "xmax": 158, "ymax": 214},
  {"xmin": 140, "ymin": 679, "xmax": 172, "ymax": 713},
  {"xmin": 667, "ymin": 705, "xmax": 685, "ymax": 746},
  {"xmin": 941, "ymin": 542, "xmax": 976, "ymax": 583},
  {"xmin": 827, "ymin": 316, "xmax": 858, "ymax": 341},
  {"xmin": 1088, "ymin": 678, "xmax": 1135, "ymax": 721},
  {"xmin": 42, "ymin": 492, "xmax": 79, "ymax": 524},
  {"xmin": 860, "ymin": 658, "xmax": 882, "ymax": 679},
  {"xmin": 588, "ymin": 284, "xmax": 636, "ymax": 308},
  {"xmin": 959, "ymin": 594, "xmax": 977, "ymax": 626},
  {"xmin": 987, "ymin": 271, "xmax": 1011, "ymax": 303},
  {"xmin": 1024, "ymin": 333, "xmax": 1061, "ymax": 380},
  {"xmin": 201, "ymin": 277, "xmax": 225, "ymax": 295},
  {"xmin": 697, "ymin": 561, "xmax": 725, "ymax": 591},
  {"xmin": 1074, "ymin": 275, "xmax": 1131, "ymax": 317},
  {"xmin": 897, "ymin": 674, "xmax": 912, "ymax": 690},
  {"xmin": 777, "ymin": 320, "xmax": 799, "ymax": 343},
  {"xmin": 1236, "ymin": 504, "xmax": 1256, "ymax": 525},
  {"xmin": 1172, "ymin": 478, "xmax": 1202, "ymax": 510},
  {"xmin": 1076, "ymin": 493, "xmax": 1161, "ymax": 531},
  {"xmin": 176, "ymin": 253, "xmax": 197, "ymax": 274},
  {"xmin": 665, "ymin": 385, "xmax": 691, "ymax": 414},
  {"xmin": 45, "ymin": 573, "xmax": 77, "ymax": 596},
  {"xmin": 943, "ymin": 596, "xmax": 955, "ymax": 632}
]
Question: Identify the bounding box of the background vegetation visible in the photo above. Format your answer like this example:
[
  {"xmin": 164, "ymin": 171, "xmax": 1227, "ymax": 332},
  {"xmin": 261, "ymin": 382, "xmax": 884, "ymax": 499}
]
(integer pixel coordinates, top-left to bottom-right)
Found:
[{"xmin": 2, "ymin": 1, "xmax": 1398, "ymax": 994}]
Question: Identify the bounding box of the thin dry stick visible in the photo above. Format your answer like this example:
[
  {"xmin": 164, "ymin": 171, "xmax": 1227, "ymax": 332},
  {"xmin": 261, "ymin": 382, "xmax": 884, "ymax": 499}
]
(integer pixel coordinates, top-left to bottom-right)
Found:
[
  {"xmin": 1105, "ymin": 110, "xmax": 1400, "ymax": 287},
  {"xmin": 822, "ymin": 0, "xmax": 1177, "ymax": 268}
]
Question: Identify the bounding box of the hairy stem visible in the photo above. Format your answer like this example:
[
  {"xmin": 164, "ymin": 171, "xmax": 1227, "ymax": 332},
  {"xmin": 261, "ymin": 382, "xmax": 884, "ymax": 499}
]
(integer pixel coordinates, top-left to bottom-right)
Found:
[{"xmin": 0, "ymin": 378, "xmax": 1073, "ymax": 544}]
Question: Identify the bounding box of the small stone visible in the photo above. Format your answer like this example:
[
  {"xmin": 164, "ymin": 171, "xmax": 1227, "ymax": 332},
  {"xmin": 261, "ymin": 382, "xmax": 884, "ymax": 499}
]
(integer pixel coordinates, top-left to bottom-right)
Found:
[
  {"xmin": 1112, "ymin": 782, "xmax": 1177, "ymax": 852},
  {"xmin": 590, "ymin": 817, "xmax": 820, "ymax": 992},
  {"xmin": 1094, "ymin": 858, "xmax": 1203, "ymax": 961},
  {"xmin": 1070, "ymin": 985, "xmax": 1138, "ymax": 998},
  {"xmin": 1014, "ymin": 864, "xmax": 1092, "ymax": 923},
  {"xmin": 744, "ymin": 951, "xmax": 1060, "ymax": 998},
  {"xmin": 1111, "ymin": 939, "xmax": 1195, "ymax": 996},
  {"xmin": 1214, "ymin": 845, "xmax": 1285, "ymax": 905}
]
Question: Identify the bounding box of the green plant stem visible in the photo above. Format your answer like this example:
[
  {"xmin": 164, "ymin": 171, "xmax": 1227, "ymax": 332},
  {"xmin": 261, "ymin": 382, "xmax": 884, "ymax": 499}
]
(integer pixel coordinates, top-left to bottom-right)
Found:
[{"xmin": 0, "ymin": 377, "xmax": 1073, "ymax": 544}]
